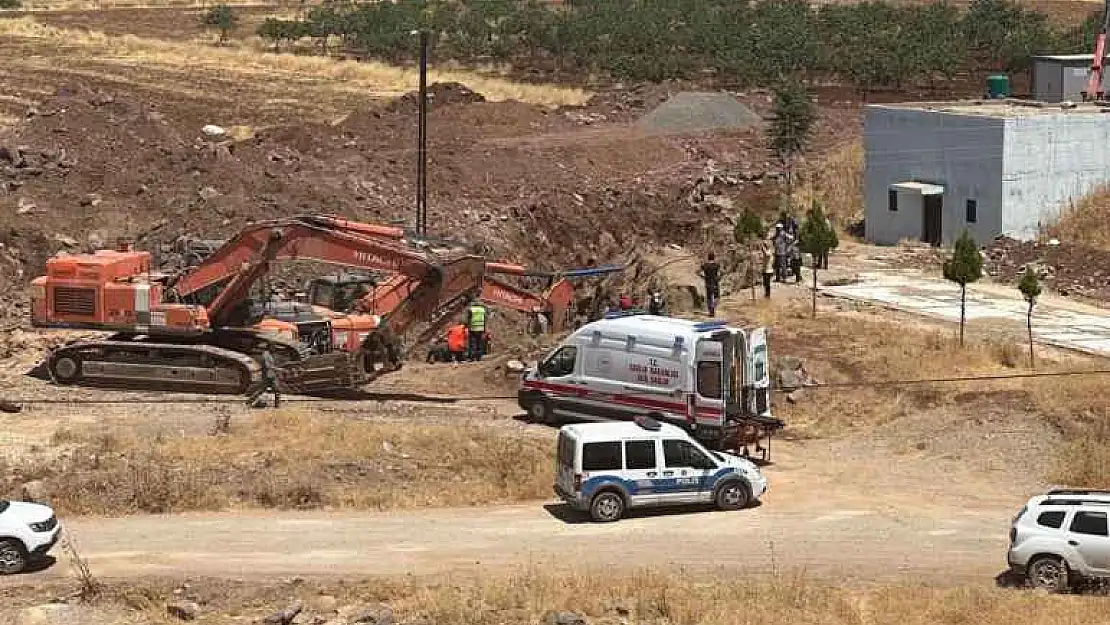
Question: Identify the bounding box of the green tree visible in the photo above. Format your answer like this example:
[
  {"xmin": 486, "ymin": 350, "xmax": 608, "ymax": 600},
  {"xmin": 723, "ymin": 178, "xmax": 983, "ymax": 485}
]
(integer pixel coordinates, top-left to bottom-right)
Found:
[
  {"xmin": 768, "ymin": 81, "xmax": 817, "ymax": 191},
  {"xmin": 257, "ymin": 18, "xmax": 306, "ymax": 51},
  {"xmin": 1018, "ymin": 266, "xmax": 1042, "ymax": 368},
  {"xmin": 0, "ymin": 0, "xmax": 21, "ymax": 9},
  {"xmin": 798, "ymin": 200, "xmax": 837, "ymax": 317},
  {"xmin": 734, "ymin": 209, "xmax": 765, "ymax": 243},
  {"xmin": 942, "ymin": 230, "xmax": 984, "ymax": 346},
  {"xmin": 202, "ymin": 4, "xmax": 238, "ymax": 43},
  {"xmin": 962, "ymin": 0, "xmax": 1052, "ymax": 72}
]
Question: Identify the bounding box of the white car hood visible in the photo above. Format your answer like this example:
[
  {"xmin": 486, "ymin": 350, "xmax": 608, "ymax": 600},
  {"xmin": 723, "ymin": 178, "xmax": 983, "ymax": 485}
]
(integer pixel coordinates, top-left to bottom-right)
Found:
[
  {"xmin": 715, "ymin": 453, "xmax": 762, "ymax": 475},
  {"xmin": 1, "ymin": 500, "xmax": 54, "ymax": 524}
]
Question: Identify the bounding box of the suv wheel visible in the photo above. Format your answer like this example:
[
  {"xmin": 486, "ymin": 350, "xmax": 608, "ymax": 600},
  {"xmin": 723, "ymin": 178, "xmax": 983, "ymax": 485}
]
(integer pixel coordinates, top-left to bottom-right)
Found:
[
  {"xmin": 0, "ymin": 539, "xmax": 28, "ymax": 575},
  {"xmin": 590, "ymin": 491, "xmax": 625, "ymax": 522},
  {"xmin": 1027, "ymin": 555, "xmax": 1069, "ymax": 592},
  {"xmin": 715, "ymin": 480, "xmax": 751, "ymax": 511}
]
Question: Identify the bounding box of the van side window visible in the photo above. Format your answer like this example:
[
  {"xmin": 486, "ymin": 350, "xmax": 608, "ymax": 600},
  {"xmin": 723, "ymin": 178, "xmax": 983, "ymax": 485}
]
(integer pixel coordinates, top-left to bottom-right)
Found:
[
  {"xmin": 696, "ymin": 362, "xmax": 722, "ymax": 399},
  {"xmin": 1071, "ymin": 511, "xmax": 1109, "ymax": 536},
  {"xmin": 624, "ymin": 440, "xmax": 656, "ymax": 470},
  {"xmin": 582, "ymin": 441, "xmax": 621, "ymax": 471},
  {"xmin": 663, "ymin": 439, "xmax": 713, "ymax": 469},
  {"xmin": 541, "ymin": 346, "xmax": 577, "ymax": 377}
]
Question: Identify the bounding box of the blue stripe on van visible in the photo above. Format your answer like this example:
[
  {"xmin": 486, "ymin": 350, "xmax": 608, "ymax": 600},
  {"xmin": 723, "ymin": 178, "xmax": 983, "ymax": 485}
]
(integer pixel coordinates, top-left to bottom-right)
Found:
[{"xmin": 581, "ymin": 468, "xmax": 739, "ymax": 498}]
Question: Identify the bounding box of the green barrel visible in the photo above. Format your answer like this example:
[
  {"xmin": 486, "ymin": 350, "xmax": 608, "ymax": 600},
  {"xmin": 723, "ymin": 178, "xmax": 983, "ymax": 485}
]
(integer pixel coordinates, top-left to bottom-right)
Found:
[{"xmin": 987, "ymin": 74, "xmax": 1011, "ymax": 99}]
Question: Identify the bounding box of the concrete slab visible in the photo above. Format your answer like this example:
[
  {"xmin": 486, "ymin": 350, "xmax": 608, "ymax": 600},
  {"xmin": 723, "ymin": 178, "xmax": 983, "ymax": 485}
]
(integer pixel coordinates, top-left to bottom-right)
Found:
[{"xmin": 822, "ymin": 271, "xmax": 1110, "ymax": 358}]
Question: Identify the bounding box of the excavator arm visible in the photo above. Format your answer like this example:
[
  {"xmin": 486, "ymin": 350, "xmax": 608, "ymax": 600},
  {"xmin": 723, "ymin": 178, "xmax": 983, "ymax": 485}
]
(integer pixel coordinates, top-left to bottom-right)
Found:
[{"xmin": 172, "ymin": 216, "xmax": 443, "ymax": 328}]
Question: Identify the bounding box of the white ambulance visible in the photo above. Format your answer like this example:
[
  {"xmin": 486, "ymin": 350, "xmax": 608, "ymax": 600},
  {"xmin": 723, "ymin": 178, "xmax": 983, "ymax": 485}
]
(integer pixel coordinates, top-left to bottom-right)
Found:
[{"xmin": 518, "ymin": 313, "xmax": 783, "ymax": 457}]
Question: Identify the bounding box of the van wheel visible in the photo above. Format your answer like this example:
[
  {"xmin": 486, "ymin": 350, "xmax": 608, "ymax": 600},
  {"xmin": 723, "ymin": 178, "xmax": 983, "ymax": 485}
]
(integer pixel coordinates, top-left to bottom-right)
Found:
[
  {"xmin": 590, "ymin": 491, "xmax": 625, "ymax": 522},
  {"xmin": 1027, "ymin": 555, "xmax": 1070, "ymax": 592},
  {"xmin": 715, "ymin": 480, "xmax": 750, "ymax": 511},
  {"xmin": 529, "ymin": 399, "xmax": 555, "ymax": 425}
]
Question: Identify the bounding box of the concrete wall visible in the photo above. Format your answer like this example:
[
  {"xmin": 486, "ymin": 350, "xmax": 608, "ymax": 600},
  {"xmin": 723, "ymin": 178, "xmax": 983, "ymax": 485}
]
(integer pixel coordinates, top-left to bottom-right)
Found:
[
  {"xmin": 1002, "ymin": 114, "xmax": 1110, "ymax": 239},
  {"xmin": 864, "ymin": 106, "xmax": 1005, "ymax": 246}
]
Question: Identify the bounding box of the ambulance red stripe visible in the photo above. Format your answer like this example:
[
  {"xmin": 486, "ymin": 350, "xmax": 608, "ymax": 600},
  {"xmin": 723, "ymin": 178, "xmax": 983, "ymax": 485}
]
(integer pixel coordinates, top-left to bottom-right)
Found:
[{"xmin": 522, "ymin": 379, "xmax": 723, "ymax": 418}]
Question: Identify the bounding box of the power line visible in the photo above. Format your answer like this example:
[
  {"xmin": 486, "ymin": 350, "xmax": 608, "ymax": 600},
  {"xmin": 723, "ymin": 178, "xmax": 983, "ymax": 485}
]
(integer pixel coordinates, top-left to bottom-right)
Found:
[{"xmin": 4, "ymin": 368, "xmax": 1110, "ymax": 405}]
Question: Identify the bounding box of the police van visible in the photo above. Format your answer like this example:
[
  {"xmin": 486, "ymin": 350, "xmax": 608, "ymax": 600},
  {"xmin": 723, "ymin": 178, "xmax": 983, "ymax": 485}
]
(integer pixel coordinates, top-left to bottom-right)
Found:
[
  {"xmin": 554, "ymin": 416, "xmax": 768, "ymax": 522},
  {"xmin": 518, "ymin": 313, "xmax": 782, "ymax": 457}
]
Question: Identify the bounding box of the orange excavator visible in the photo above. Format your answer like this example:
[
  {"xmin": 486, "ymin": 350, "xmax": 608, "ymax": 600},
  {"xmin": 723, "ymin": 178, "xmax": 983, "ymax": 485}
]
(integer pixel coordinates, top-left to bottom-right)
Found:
[{"xmin": 29, "ymin": 215, "xmax": 486, "ymax": 395}]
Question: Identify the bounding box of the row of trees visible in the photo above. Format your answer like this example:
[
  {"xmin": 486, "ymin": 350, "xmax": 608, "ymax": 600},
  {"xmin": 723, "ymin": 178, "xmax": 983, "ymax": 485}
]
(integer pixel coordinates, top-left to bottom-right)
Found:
[{"xmin": 252, "ymin": 0, "xmax": 1102, "ymax": 91}]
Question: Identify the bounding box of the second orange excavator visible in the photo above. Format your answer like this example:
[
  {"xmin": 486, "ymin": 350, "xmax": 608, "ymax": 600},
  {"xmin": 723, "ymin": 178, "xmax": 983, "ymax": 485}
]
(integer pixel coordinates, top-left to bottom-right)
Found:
[{"xmin": 30, "ymin": 215, "xmax": 487, "ymax": 395}]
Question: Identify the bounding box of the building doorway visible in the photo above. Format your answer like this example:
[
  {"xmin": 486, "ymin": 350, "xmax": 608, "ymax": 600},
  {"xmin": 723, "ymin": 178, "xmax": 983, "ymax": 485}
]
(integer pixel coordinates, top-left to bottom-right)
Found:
[{"xmin": 923, "ymin": 195, "xmax": 942, "ymax": 246}]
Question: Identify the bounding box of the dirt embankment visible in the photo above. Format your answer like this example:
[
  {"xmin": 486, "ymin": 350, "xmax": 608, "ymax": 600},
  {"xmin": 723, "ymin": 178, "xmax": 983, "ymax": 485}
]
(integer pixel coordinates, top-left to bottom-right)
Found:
[
  {"xmin": 984, "ymin": 237, "xmax": 1110, "ymax": 303},
  {"xmin": 0, "ymin": 83, "xmax": 814, "ymax": 333}
]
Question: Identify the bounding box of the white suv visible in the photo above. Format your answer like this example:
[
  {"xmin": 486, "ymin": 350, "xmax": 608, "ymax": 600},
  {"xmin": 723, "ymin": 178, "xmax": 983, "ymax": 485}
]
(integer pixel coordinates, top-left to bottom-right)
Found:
[
  {"xmin": 1008, "ymin": 489, "xmax": 1110, "ymax": 591},
  {"xmin": 0, "ymin": 499, "xmax": 62, "ymax": 574}
]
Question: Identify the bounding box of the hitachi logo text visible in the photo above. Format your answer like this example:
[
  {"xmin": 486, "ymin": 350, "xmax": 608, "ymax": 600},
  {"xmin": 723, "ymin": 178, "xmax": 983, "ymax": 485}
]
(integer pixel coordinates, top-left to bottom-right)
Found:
[{"xmin": 353, "ymin": 251, "xmax": 401, "ymax": 270}]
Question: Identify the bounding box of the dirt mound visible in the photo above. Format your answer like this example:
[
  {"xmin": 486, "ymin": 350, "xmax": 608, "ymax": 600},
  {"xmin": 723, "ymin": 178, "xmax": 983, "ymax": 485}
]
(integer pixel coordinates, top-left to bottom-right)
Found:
[
  {"xmin": 0, "ymin": 80, "xmax": 796, "ymax": 352},
  {"xmin": 382, "ymin": 81, "xmax": 487, "ymax": 114},
  {"xmin": 635, "ymin": 91, "xmax": 761, "ymax": 135},
  {"xmin": 984, "ymin": 236, "xmax": 1110, "ymax": 302}
]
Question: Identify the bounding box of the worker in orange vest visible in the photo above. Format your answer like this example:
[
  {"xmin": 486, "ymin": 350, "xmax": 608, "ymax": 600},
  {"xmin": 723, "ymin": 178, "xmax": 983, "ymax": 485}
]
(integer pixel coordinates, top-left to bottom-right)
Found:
[{"xmin": 446, "ymin": 323, "xmax": 469, "ymax": 363}]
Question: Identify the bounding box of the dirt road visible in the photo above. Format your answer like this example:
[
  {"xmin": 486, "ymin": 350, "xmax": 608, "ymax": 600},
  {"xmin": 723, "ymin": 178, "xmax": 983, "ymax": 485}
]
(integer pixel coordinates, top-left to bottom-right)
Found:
[
  {"xmin": 3, "ymin": 432, "xmax": 1027, "ymax": 587},
  {"xmin": 36, "ymin": 492, "xmax": 1009, "ymax": 584}
]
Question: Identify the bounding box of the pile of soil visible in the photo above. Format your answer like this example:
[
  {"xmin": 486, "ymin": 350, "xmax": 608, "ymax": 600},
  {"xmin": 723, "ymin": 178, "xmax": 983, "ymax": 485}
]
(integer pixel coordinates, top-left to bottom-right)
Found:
[
  {"xmin": 984, "ymin": 236, "xmax": 1110, "ymax": 302},
  {"xmin": 635, "ymin": 91, "xmax": 761, "ymax": 135}
]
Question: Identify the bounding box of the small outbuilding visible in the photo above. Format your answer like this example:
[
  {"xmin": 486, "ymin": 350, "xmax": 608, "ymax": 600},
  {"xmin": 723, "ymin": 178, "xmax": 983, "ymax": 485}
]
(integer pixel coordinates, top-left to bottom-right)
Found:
[
  {"xmin": 1031, "ymin": 54, "xmax": 1105, "ymax": 103},
  {"xmin": 864, "ymin": 99, "xmax": 1110, "ymax": 246}
]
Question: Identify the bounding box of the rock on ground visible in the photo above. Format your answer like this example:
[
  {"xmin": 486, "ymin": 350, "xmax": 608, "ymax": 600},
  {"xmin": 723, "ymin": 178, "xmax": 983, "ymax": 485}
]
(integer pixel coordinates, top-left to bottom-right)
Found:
[{"xmin": 166, "ymin": 600, "xmax": 199, "ymax": 621}]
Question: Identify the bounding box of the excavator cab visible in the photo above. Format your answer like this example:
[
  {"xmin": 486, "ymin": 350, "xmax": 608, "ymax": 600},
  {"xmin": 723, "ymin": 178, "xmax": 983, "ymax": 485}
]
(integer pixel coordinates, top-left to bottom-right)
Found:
[{"xmin": 306, "ymin": 273, "xmax": 378, "ymax": 312}]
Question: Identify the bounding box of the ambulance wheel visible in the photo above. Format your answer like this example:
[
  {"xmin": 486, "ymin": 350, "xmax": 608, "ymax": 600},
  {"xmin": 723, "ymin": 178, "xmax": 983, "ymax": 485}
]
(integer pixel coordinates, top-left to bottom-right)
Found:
[
  {"xmin": 715, "ymin": 480, "xmax": 751, "ymax": 511},
  {"xmin": 589, "ymin": 491, "xmax": 625, "ymax": 523},
  {"xmin": 529, "ymin": 399, "xmax": 555, "ymax": 425}
]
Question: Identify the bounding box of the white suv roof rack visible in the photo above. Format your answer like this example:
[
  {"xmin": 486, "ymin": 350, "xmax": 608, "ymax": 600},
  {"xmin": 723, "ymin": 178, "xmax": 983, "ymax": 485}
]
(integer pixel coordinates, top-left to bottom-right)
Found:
[{"xmin": 1046, "ymin": 488, "xmax": 1110, "ymax": 496}]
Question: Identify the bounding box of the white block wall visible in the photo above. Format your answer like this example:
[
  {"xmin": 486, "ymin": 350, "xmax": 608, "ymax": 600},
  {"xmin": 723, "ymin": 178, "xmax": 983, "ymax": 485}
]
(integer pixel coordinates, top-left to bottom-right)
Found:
[
  {"xmin": 865, "ymin": 105, "xmax": 1110, "ymax": 245},
  {"xmin": 864, "ymin": 106, "xmax": 1005, "ymax": 246},
  {"xmin": 1002, "ymin": 114, "xmax": 1110, "ymax": 240}
]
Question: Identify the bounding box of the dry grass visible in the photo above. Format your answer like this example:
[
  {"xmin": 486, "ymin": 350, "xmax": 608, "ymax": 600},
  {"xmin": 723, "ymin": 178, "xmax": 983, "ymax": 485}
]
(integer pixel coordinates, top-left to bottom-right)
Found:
[
  {"xmin": 1047, "ymin": 184, "xmax": 1110, "ymax": 250},
  {"xmin": 0, "ymin": 18, "xmax": 589, "ymax": 111},
  {"xmin": 794, "ymin": 140, "xmax": 864, "ymax": 225},
  {"xmin": 5, "ymin": 569, "xmax": 1110, "ymax": 625},
  {"xmin": 1, "ymin": 410, "xmax": 553, "ymax": 515},
  {"xmin": 733, "ymin": 300, "xmax": 1036, "ymax": 437}
]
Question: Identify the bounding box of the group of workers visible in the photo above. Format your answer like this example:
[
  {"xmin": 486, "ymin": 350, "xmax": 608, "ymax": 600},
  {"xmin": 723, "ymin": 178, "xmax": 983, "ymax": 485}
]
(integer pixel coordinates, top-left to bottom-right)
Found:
[{"xmin": 427, "ymin": 299, "xmax": 493, "ymax": 364}]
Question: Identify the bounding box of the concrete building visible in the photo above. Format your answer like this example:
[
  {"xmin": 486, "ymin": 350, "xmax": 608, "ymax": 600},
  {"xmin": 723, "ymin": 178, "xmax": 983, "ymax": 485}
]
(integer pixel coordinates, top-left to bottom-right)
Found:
[
  {"xmin": 864, "ymin": 100, "xmax": 1110, "ymax": 246},
  {"xmin": 1031, "ymin": 54, "xmax": 1105, "ymax": 103}
]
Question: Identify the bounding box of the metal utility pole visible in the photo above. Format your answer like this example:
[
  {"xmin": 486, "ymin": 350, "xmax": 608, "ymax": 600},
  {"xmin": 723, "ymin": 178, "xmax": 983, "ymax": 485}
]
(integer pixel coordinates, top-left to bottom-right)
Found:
[{"xmin": 416, "ymin": 30, "xmax": 429, "ymax": 237}]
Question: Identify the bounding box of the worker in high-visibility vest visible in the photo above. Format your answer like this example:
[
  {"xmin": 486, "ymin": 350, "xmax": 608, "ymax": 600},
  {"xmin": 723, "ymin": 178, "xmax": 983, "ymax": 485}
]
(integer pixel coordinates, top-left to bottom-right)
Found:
[
  {"xmin": 465, "ymin": 299, "xmax": 488, "ymax": 361},
  {"xmin": 446, "ymin": 323, "xmax": 468, "ymax": 363}
]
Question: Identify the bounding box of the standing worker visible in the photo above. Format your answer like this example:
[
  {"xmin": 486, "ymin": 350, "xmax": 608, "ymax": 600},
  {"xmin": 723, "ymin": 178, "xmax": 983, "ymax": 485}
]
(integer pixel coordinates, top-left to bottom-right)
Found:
[
  {"xmin": 246, "ymin": 348, "xmax": 281, "ymax": 408},
  {"xmin": 760, "ymin": 238, "xmax": 775, "ymax": 299},
  {"xmin": 446, "ymin": 323, "xmax": 469, "ymax": 363},
  {"xmin": 698, "ymin": 251, "xmax": 721, "ymax": 317},
  {"xmin": 772, "ymin": 224, "xmax": 792, "ymax": 282},
  {"xmin": 789, "ymin": 236, "xmax": 803, "ymax": 284},
  {"xmin": 466, "ymin": 298, "xmax": 488, "ymax": 361}
]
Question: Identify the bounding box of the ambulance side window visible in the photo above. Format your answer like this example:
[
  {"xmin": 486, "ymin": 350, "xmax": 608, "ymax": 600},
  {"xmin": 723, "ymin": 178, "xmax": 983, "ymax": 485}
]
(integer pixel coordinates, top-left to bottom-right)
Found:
[
  {"xmin": 696, "ymin": 361, "xmax": 722, "ymax": 399},
  {"xmin": 541, "ymin": 346, "xmax": 578, "ymax": 377}
]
